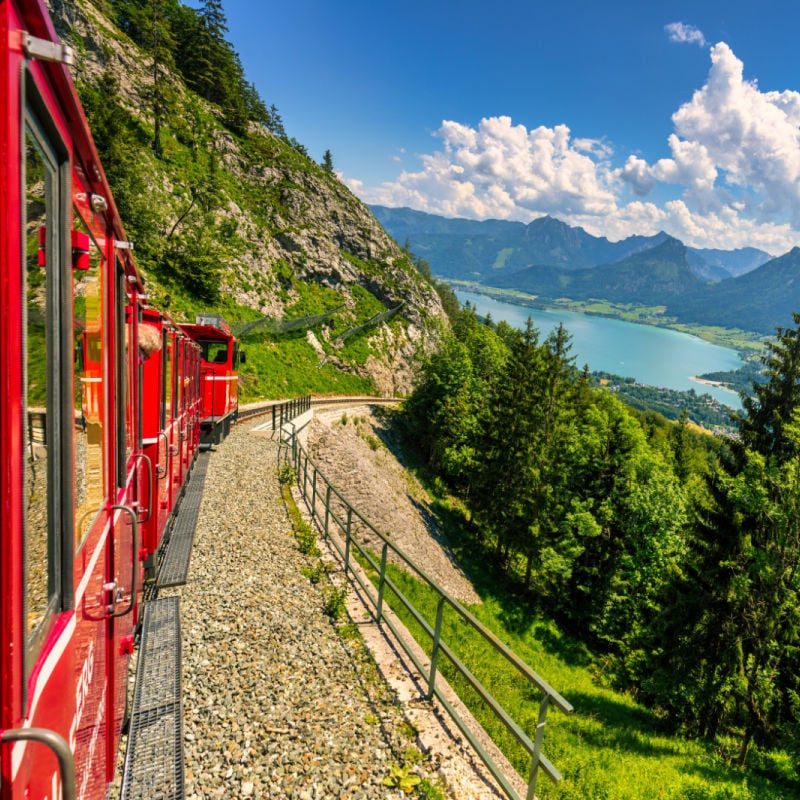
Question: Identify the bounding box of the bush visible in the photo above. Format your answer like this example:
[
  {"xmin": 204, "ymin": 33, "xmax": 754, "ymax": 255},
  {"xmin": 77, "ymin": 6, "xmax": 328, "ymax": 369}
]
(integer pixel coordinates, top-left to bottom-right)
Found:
[
  {"xmin": 278, "ymin": 463, "xmax": 296, "ymax": 485},
  {"xmin": 322, "ymin": 585, "xmax": 348, "ymax": 620},
  {"xmin": 295, "ymin": 520, "xmax": 319, "ymax": 556}
]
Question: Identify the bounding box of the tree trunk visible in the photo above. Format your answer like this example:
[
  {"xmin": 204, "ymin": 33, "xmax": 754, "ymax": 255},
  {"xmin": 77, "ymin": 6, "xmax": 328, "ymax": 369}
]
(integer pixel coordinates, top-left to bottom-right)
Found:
[{"xmin": 738, "ymin": 724, "xmax": 754, "ymax": 767}]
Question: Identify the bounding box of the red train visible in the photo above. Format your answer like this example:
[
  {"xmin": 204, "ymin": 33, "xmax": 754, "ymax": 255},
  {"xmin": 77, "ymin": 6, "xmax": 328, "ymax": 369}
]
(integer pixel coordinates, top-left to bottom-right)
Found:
[
  {"xmin": 0, "ymin": 2, "xmax": 238, "ymax": 797},
  {"xmin": 180, "ymin": 314, "xmax": 242, "ymax": 445}
]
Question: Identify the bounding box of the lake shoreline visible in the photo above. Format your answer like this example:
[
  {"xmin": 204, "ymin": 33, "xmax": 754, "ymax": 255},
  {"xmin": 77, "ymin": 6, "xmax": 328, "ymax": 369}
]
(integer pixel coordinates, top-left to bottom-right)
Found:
[
  {"xmin": 454, "ymin": 288, "xmax": 745, "ymax": 409},
  {"xmin": 451, "ymin": 283, "xmax": 765, "ymax": 358},
  {"xmin": 690, "ymin": 375, "xmax": 739, "ymax": 396}
]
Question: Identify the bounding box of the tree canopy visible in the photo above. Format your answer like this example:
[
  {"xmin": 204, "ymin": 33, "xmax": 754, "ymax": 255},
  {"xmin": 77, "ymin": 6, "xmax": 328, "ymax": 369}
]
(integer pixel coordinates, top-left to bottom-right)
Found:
[{"xmin": 403, "ymin": 303, "xmax": 800, "ymax": 765}]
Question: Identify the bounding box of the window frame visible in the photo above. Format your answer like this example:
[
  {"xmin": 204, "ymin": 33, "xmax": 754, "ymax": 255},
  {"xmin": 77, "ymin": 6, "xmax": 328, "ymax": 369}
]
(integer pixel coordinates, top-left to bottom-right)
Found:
[{"xmin": 20, "ymin": 65, "xmax": 74, "ymax": 698}]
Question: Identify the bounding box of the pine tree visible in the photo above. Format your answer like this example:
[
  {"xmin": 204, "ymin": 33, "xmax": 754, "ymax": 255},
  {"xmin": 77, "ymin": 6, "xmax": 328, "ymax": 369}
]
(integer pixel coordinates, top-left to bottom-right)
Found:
[
  {"xmin": 639, "ymin": 316, "xmax": 800, "ymax": 762},
  {"xmin": 738, "ymin": 311, "xmax": 800, "ymax": 461},
  {"xmin": 322, "ymin": 149, "xmax": 334, "ymax": 172}
]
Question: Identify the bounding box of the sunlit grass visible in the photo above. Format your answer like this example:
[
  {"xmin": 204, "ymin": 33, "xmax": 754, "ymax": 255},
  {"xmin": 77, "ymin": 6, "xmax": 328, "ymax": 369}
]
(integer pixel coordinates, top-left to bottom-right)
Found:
[{"xmin": 368, "ymin": 561, "xmax": 797, "ymax": 799}]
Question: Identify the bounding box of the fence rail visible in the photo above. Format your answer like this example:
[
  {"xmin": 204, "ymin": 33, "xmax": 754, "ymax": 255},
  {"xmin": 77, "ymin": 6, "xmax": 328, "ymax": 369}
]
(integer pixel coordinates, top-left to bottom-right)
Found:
[
  {"xmin": 236, "ymin": 395, "xmax": 311, "ymax": 426},
  {"xmin": 278, "ymin": 414, "xmax": 572, "ymax": 800}
]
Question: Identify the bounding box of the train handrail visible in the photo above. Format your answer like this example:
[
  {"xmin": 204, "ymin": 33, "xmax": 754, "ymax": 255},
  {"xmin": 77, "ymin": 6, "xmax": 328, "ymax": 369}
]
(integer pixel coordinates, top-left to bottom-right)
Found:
[
  {"xmin": 109, "ymin": 505, "xmax": 139, "ymax": 618},
  {"xmin": 1, "ymin": 727, "xmax": 76, "ymax": 800},
  {"xmin": 133, "ymin": 453, "xmax": 153, "ymax": 523}
]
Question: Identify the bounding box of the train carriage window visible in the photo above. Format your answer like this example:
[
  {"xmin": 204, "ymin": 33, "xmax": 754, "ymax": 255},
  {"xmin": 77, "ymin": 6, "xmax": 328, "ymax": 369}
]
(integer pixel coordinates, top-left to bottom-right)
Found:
[
  {"xmin": 163, "ymin": 333, "xmax": 174, "ymax": 424},
  {"xmin": 22, "ymin": 100, "xmax": 69, "ymax": 679},
  {"xmin": 201, "ymin": 340, "xmax": 228, "ymax": 363},
  {"xmin": 72, "ymin": 215, "xmax": 106, "ymax": 548},
  {"xmin": 115, "ymin": 257, "xmax": 134, "ymax": 488}
]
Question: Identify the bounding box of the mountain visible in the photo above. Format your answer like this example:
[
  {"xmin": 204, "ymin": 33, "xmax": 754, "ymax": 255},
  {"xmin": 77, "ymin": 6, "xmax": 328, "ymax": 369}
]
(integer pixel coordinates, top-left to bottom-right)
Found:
[
  {"xmin": 687, "ymin": 246, "xmax": 772, "ymax": 279},
  {"xmin": 490, "ymin": 237, "xmax": 704, "ymax": 305},
  {"xmin": 371, "ymin": 206, "xmax": 771, "ymax": 283},
  {"xmin": 490, "ymin": 238, "xmax": 800, "ymax": 335},
  {"xmin": 50, "ymin": 0, "xmax": 447, "ymax": 397},
  {"xmin": 371, "ymin": 206, "xmax": 673, "ymax": 278},
  {"xmin": 670, "ymin": 247, "xmax": 800, "ymax": 334}
]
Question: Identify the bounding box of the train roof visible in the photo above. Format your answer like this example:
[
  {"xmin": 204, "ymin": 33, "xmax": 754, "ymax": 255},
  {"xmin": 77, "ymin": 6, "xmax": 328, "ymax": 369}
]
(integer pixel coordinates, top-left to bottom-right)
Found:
[
  {"xmin": 179, "ymin": 323, "xmax": 235, "ymax": 343},
  {"xmin": 20, "ymin": 0, "xmax": 145, "ymax": 293}
]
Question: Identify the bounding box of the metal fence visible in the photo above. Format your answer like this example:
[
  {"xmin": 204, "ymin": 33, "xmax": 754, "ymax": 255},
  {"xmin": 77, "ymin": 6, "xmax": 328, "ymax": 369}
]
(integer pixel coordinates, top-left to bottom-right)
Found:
[
  {"xmin": 236, "ymin": 395, "xmax": 311, "ymax": 427},
  {"xmin": 279, "ymin": 417, "xmax": 572, "ymax": 800}
]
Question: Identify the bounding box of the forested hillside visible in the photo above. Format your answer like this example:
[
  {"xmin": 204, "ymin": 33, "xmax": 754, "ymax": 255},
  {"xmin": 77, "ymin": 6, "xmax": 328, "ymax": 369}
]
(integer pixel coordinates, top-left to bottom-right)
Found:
[
  {"xmin": 48, "ymin": 0, "xmax": 452, "ymax": 397},
  {"xmin": 403, "ymin": 304, "xmax": 800, "ymax": 791}
]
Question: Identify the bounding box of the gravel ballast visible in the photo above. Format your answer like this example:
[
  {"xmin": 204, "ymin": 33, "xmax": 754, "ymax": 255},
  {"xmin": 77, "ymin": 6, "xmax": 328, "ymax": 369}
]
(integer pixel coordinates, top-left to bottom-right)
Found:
[{"xmin": 177, "ymin": 417, "xmax": 444, "ymax": 799}]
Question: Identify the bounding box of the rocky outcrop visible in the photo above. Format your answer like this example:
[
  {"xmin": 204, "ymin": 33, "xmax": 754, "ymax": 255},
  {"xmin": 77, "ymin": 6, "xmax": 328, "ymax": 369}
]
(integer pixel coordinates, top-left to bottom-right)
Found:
[{"xmin": 50, "ymin": 0, "xmax": 448, "ymax": 396}]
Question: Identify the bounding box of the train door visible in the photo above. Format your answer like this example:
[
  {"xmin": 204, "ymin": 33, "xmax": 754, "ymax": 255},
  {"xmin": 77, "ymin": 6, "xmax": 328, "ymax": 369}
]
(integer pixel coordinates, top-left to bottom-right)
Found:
[
  {"xmin": 72, "ymin": 203, "xmax": 119, "ymax": 796},
  {"xmin": 139, "ymin": 309, "xmax": 163, "ymax": 576},
  {"xmin": 191, "ymin": 346, "xmax": 201, "ymax": 454},
  {"xmin": 108, "ymin": 251, "xmax": 140, "ymax": 770},
  {"xmin": 165, "ymin": 330, "xmax": 181, "ymax": 514},
  {"xmin": 177, "ymin": 338, "xmax": 187, "ymax": 487}
]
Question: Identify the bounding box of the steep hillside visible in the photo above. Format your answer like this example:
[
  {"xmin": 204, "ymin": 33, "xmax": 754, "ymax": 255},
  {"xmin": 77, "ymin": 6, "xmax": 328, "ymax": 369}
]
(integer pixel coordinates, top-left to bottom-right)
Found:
[
  {"xmin": 671, "ymin": 247, "xmax": 800, "ymax": 334},
  {"xmin": 49, "ymin": 0, "xmax": 447, "ymax": 397}
]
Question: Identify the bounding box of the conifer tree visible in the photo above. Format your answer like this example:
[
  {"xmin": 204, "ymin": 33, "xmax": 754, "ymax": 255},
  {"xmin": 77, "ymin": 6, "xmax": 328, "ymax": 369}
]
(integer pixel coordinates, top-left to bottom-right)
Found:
[{"xmin": 638, "ymin": 315, "xmax": 800, "ymax": 762}]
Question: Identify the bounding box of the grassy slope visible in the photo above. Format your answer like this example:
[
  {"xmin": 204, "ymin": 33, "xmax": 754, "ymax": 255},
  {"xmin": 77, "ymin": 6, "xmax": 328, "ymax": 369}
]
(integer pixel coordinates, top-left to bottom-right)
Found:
[
  {"xmin": 379, "ymin": 530, "xmax": 798, "ymax": 800},
  {"xmin": 354, "ymin": 443, "xmax": 798, "ymax": 800}
]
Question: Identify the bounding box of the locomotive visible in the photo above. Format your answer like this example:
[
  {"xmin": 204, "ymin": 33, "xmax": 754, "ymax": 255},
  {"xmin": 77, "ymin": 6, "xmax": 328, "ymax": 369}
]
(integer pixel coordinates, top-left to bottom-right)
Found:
[{"xmin": 0, "ymin": 2, "xmax": 238, "ymax": 797}]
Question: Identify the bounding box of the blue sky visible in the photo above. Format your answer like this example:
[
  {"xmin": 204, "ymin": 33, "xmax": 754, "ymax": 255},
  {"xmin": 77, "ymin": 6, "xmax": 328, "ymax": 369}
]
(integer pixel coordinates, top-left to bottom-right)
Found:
[{"xmin": 215, "ymin": 0, "xmax": 800, "ymax": 255}]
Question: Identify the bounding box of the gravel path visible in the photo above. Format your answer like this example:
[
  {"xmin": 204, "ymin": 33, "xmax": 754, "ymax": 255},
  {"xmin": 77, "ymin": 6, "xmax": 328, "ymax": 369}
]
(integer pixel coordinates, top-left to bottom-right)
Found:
[{"xmin": 176, "ymin": 417, "xmax": 445, "ymax": 800}]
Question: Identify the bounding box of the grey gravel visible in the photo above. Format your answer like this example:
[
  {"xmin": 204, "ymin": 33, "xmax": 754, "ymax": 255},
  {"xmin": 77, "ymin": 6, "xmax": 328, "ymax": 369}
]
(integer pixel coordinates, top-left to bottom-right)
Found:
[{"xmin": 177, "ymin": 418, "xmax": 434, "ymax": 799}]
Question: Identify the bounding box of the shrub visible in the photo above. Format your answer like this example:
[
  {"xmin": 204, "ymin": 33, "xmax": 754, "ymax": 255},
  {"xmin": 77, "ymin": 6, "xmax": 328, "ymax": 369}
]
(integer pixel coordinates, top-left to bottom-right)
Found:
[{"xmin": 323, "ymin": 585, "xmax": 348, "ymax": 620}]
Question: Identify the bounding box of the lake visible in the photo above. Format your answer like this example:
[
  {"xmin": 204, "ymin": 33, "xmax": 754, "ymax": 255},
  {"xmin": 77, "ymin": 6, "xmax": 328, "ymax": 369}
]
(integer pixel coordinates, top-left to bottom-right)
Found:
[{"xmin": 455, "ymin": 291, "xmax": 744, "ymax": 408}]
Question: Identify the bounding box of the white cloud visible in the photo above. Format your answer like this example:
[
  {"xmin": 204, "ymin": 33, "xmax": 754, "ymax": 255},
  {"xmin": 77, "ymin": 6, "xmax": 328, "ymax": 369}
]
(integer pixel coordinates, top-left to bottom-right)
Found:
[
  {"xmin": 350, "ymin": 43, "xmax": 800, "ymax": 254},
  {"xmin": 665, "ymin": 22, "xmax": 707, "ymax": 47},
  {"xmin": 619, "ymin": 156, "xmax": 657, "ymax": 197},
  {"xmin": 355, "ymin": 116, "xmax": 618, "ymax": 221},
  {"xmin": 652, "ymin": 43, "xmax": 800, "ymax": 226}
]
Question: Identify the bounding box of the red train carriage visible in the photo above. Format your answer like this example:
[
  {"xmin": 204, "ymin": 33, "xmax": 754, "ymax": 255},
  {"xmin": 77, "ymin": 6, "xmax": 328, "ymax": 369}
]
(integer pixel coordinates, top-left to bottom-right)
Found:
[
  {"xmin": 138, "ymin": 311, "xmax": 201, "ymax": 580},
  {"xmin": 0, "ymin": 2, "xmax": 200, "ymax": 798},
  {"xmin": 179, "ymin": 314, "xmax": 242, "ymax": 445}
]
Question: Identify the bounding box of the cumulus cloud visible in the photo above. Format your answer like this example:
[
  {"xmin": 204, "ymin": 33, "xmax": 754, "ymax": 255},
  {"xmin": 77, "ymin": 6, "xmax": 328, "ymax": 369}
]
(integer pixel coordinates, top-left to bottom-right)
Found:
[
  {"xmin": 619, "ymin": 156, "xmax": 657, "ymax": 197},
  {"xmin": 354, "ymin": 116, "xmax": 618, "ymax": 221},
  {"xmin": 349, "ymin": 42, "xmax": 800, "ymax": 254},
  {"xmin": 665, "ymin": 22, "xmax": 707, "ymax": 47},
  {"xmin": 654, "ymin": 42, "xmax": 800, "ymax": 225}
]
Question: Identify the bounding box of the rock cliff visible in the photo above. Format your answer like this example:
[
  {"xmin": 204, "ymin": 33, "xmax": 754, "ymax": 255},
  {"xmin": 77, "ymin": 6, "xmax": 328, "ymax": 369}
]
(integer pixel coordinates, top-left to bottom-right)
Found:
[{"xmin": 47, "ymin": 0, "xmax": 447, "ymax": 396}]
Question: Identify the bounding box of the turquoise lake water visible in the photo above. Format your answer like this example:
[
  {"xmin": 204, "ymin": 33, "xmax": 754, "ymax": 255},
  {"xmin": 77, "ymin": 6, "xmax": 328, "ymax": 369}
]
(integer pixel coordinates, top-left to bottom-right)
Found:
[{"xmin": 455, "ymin": 291, "xmax": 745, "ymax": 408}]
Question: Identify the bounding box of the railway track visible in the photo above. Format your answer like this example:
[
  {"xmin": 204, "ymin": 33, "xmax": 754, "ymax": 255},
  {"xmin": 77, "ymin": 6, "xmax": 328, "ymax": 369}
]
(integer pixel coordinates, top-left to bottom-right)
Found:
[{"xmin": 236, "ymin": 395, "xmax": 402, "ymax": 424}]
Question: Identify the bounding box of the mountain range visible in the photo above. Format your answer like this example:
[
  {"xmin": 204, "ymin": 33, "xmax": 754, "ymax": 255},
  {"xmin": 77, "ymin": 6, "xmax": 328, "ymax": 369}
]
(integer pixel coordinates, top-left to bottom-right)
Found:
[{"xmin": 371, "ymin": 206, "xmax": 799, "ymax": 335}]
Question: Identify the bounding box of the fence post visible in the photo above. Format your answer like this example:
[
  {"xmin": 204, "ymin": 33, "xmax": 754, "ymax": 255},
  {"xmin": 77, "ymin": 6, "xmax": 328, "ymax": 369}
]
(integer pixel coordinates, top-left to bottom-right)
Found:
[
  {"xmin": 526, "ymin": 693, "xmax": 551, "ymax": 800},
  {"xmin": 344, "ymin": 507, "xmax": 352, "ymax": 576},
  {"xmin": 376, "ymin": 542, "xmax": 388, "ymax": 625},
  {"xmin": 272, "ymin": 404, "xmax": 276, "ymax": 431},
  {"xmin": 324, "ymin": 485, "xmax": 331, "ymax": 536},
  {"xmin": 311, "ymin": 468, "xmax": 318, "ymax": 524},
  {"xmin": 427, "ymin": 596, "xmax": 446, "ymax": 700}
]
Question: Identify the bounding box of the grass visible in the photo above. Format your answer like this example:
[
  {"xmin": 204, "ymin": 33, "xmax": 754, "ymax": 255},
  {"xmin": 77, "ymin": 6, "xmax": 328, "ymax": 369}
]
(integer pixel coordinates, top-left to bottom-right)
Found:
[
  {"xmin": 334, "ymin": 424, "xmax": 799, "ymax": 800},
  {"xmin": 367, "ymin": 555, "xmax": 798, "ymax": 799}
]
